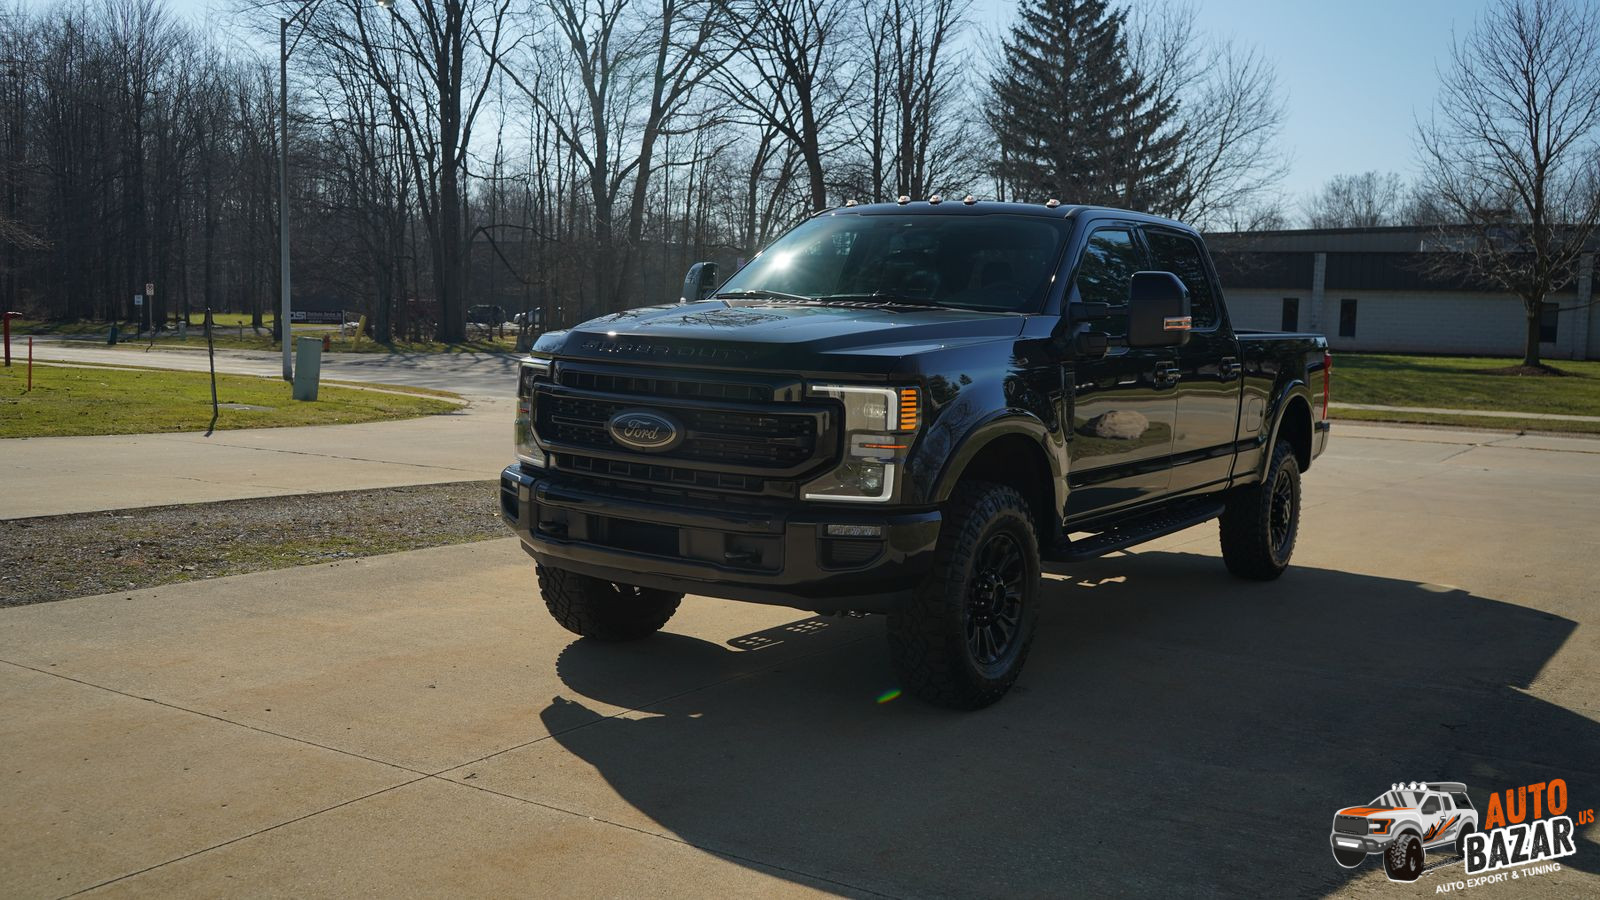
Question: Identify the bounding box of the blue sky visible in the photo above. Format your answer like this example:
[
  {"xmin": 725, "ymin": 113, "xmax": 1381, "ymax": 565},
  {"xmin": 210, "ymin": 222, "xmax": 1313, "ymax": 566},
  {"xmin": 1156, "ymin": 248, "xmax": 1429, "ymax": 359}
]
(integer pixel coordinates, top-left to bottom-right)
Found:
[{"xmin": 46, "ymin": 0, "xmax": 1495, "ymax": 208}]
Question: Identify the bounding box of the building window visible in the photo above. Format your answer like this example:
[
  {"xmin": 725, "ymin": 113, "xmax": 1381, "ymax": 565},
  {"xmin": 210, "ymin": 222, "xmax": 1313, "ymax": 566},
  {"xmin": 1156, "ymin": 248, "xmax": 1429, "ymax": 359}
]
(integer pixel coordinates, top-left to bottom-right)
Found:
[
  {"xmin": 1339, "ymin": 299, "xmax": 1358, "ymax": 337},
  {"xmin": 1281, "ymin": 297, "xmax": 1299, "ymax": 332},
  {"xmin": 1540, "ymin": 302, "xmax": 1559, "ymax": 343}
]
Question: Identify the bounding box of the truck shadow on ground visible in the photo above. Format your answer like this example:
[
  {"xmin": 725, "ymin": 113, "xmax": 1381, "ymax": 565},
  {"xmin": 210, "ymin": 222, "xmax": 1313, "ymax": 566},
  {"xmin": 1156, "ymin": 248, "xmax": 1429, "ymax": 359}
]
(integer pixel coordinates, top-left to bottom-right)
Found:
[{"xmin": 539, "ymin": 553, "xmax": 1599, "ymax": 898}]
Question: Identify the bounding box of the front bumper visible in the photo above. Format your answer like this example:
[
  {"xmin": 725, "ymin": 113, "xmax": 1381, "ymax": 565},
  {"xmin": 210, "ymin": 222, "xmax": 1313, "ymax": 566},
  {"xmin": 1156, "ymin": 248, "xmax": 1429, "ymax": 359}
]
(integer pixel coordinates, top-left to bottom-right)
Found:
[
  {"xmin": 1329, "ymin": 831, "xmax": 1392, "ymax": 855},
  {"xmin": 499, "ymin": 464, "xmax": 941, "ymax": 613}
]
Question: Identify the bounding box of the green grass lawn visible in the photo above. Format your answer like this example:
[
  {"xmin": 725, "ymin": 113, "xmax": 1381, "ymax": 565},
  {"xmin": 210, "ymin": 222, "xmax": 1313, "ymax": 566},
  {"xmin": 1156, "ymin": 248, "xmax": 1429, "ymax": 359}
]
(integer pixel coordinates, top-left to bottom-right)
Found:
[
  {"xmin": 0, "ymin": 363, "xmax": 461, "ymax": 438},
  {"xmin": 1332, "ymin": 353, "xmax": 1600, "ymax": 434}
]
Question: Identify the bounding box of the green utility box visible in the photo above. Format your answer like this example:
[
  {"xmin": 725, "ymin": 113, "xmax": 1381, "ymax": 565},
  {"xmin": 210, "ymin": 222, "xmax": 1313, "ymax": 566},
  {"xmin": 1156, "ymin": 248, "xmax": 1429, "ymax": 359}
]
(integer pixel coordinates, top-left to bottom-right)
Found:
[{"xmin": 293, "ymin": 336, "xmax": 322, "ymax": 401}]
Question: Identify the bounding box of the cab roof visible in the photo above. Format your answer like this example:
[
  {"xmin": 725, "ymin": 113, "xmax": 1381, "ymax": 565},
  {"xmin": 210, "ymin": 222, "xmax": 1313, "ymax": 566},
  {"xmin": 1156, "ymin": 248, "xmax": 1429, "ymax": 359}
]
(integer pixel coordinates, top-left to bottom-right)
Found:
[{"xmin": 816, "ymin": 200, "xmax": 1196, "ymax": 233}]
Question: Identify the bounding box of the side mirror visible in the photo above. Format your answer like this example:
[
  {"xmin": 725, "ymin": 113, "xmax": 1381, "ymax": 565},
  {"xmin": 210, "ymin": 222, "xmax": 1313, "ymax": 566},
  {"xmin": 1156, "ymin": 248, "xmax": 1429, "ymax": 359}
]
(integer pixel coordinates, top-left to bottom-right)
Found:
[
  {"xmin": 680, "ymin": 262, "xmax": 719, "ymax": 304},
  {"xmin": 1127, "ymin": 271, "xmax": 1191, "ymax": 347}
]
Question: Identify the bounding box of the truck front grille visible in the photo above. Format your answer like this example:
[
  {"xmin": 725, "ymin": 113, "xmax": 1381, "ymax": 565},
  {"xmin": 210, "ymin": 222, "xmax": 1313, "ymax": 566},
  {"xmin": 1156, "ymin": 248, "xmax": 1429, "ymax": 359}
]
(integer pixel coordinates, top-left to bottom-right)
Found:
[
  {"xmin": 539, "ymin": 394, "xmax": 819, "ymax": 468},
  {"xmin": 1334, "ymin": 816, "xmax": 1370, "ymax": 835},
  {"xmin": 533, "ymin": 363, "xmax": 837, "ymax": 497}
]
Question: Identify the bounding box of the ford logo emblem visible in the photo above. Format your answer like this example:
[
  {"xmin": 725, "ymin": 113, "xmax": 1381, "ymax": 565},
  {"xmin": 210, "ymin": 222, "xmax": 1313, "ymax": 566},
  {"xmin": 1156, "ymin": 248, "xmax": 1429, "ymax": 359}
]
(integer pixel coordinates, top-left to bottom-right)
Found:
[{"xmin": 606, "ymin": 409, "xmax": 684, "ymax": 453}]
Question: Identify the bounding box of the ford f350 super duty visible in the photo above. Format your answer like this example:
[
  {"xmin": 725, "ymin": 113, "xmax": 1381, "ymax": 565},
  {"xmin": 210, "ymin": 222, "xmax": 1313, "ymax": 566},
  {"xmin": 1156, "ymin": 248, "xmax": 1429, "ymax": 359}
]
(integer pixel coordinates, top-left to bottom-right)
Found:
[{"xmin": 501, "ymin": 201, "xmax": 1330, "ymax": 708}]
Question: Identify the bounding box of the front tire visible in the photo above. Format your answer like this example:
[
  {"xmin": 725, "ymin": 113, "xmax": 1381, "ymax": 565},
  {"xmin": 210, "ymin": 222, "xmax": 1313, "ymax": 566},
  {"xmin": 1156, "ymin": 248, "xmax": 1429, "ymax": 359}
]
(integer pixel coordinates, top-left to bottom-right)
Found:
[
  {"xmin": 887, "ymin": 482, "xmax": 1041, "ymax": 710},
  {"xmin": 1384, "ymin": 834, "xmax": 1424, "ymax": 882},
  {"xmin": 537, "ymin": 565, "xmax": 682, "ymax": 641},
  {"xmin": 1219, "ymin": 439, "xmax": 1301, "ymax": 580}
]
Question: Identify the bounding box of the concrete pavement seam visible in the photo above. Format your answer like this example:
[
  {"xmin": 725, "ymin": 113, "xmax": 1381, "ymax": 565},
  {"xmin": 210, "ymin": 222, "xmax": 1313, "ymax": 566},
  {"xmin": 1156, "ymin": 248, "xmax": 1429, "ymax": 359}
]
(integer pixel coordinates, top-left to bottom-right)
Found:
[
  {"xmin": 0, "ymin": 657, "xmax": 433, "ymax": 777},
  {"xmin": 58, "ymin": 775, "xmax": 434, "ymax": 899}
]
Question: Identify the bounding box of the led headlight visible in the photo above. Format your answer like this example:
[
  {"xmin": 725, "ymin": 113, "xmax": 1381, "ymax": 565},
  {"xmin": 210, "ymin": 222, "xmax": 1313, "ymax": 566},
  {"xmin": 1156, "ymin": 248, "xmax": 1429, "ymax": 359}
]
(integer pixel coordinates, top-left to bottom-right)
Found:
[
  {"xmin": 803, "ymin": 384, "xmax": 919, "ymax": 503},
  {"xmin": 515, "ymin": 357, "xmax": 552, "ymax": 466}
]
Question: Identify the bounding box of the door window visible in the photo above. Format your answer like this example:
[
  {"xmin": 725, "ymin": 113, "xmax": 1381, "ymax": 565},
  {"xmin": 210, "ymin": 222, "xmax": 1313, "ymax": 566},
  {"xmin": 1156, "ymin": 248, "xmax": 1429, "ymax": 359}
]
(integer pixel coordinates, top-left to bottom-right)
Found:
[
  {"xmin": 1144, "ymin": 229, "xmax": 1219, "ymax": 329},
  {"xmin": 1421, "ymin": 797, "xmax": 1440, "ymax": 815},
  {"xmin": 1074, "ymin": 227, "xmax": 1143, "ymax": 336}
]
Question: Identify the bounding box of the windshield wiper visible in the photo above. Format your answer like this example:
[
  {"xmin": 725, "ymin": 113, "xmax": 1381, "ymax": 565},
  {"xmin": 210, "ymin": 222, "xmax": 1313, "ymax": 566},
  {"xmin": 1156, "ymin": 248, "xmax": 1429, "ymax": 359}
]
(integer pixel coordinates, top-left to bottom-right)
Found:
[
  {"xmin": 813, "ymin": 292, "xmax": 941, "ymax": 308},
  {"xmin": 711, "ymin": 289, "xmax": 814, "ymax": 302}
]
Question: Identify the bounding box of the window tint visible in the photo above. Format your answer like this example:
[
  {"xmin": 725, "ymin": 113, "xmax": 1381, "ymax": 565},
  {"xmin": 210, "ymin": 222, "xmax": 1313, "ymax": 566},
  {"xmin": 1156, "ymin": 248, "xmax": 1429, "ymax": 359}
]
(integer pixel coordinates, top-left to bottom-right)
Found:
[
  {"xmin": 1281, "ymin": 297, "xmax": 1299, "ymax": 332},
  {"xmin": 1541, "ymin": 302, "xmax": 1559, "ymax": 343},
  {"xmin": 1145, "ymin": 229, "xmax": 1218, "ymax": 328},
  {"xmin": 1339, "ymin": 299, "xmax": 1358, "ymax": 337},
  {"xmin": 717, "ymin": 214, "xmax": 1070, "ymax": 312},
  {"xmin": 1075, "ymin": 228, "xmax": 1143, "ymax": 306},
  {"xmin": 1451, "ymin": 793, "xmax": 1473, "ymax": 809}
]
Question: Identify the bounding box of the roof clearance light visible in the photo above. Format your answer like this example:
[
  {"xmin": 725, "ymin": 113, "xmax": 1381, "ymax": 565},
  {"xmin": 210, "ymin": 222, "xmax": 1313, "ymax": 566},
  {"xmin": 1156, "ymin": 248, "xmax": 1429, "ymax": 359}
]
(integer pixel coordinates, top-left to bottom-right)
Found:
[
  {"xmin": 928, "ymin": 194, "xmax": 943, "ymax": 205},
  {"xmin": 897, "ymin": 195, "xmax": 910, "ymax": 205},
  {"xmin": 1045, "ymin": 198, "xmax": 1061, "ymax": 208},
  {"xmin": 963, "ymin": 194, "xmax": 976, "ymax": 205},
  {"xmin": 844, "ymin": 199, "xmax": 857, "ymax": 207}
]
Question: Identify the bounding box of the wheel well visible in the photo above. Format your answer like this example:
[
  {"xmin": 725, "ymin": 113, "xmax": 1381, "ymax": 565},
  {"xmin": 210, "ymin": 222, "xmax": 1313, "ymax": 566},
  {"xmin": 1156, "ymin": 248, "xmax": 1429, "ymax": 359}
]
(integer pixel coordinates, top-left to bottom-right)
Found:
[
  {"xmin": 1279, "ymin": 396, "xmax": 1313, "ymax": 471},
  {"xmin": 952, "ymin": 434, "xmax": 1055, "ymax": 540}
]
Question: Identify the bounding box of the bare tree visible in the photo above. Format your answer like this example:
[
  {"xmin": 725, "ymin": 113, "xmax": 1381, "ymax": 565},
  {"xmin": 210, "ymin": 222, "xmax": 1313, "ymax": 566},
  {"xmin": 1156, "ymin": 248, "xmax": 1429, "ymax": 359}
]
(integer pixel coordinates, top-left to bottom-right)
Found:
[
  {"xmin": 1301, "ymin": 171, "xmax": 1407, "ymax": 228},
  {"xmin": 1127, "ymin": 0, "xmax": 1287, "ymax": 227},
  {"xmin": 301, "ymin": 0, "xmax": 514, "ymax": 343},
  {"xmin": 718, "ymin": 0, "xmax": 856, "ymax": 211},
  {"xmin": 1417, "ymin": 0, "xmax": 1600, "ymax": 368}
]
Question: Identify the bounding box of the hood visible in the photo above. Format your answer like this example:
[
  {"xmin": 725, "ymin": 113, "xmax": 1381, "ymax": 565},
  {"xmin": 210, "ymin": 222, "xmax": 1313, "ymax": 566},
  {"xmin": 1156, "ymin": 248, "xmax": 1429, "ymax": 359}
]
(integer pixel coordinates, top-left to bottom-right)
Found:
[
  {"xmin": 540, "ymin": 300, "xmax": 1026, "ymax": 374},
  {"xmin": 1337, "ymin": 806, "xmax": 1412, "ymax": 818}
]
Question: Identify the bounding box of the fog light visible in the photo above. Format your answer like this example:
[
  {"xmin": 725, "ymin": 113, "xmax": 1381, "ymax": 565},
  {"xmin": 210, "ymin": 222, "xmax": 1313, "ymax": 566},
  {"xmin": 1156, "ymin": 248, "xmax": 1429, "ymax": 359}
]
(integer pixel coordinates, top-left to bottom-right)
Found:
[{"xmin": 825, "ymin": 524, "xmax": 883, "ymax": 538}]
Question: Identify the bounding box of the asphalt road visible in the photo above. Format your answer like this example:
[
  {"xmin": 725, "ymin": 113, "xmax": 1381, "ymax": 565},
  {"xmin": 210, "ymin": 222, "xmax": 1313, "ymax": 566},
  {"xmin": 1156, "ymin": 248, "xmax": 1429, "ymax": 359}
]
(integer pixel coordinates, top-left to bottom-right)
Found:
[{"xmin": 2, "ymin": 423, "xmax": 1597, "ymax": 898}]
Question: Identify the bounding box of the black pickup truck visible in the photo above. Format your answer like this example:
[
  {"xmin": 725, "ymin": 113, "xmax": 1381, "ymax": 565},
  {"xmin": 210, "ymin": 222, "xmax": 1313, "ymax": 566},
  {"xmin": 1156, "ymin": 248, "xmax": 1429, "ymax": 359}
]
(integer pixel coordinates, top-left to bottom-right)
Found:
[{"xmin": 501, "ymin": 201, "xmax": 1330, "ymax": 708}]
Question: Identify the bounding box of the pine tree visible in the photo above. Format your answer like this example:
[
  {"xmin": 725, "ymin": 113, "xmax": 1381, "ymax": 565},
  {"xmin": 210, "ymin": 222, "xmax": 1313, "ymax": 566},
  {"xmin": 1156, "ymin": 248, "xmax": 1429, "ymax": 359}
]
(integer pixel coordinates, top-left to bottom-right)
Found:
[{"xmin": 989, "ymin": 0, "xmax": 1186, "ymax": 211}]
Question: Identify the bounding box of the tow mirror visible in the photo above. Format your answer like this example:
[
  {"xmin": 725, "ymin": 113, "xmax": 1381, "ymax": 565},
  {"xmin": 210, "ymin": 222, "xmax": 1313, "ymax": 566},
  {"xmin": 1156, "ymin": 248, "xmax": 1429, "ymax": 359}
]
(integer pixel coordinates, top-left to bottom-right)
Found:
[
  {"xmin": 680, "ymin": 262, "xmax": 719, "ymax": 304},
  {"xmin": 1127, "ymin": 271, "xmax": 1191, "ymax": 347}
]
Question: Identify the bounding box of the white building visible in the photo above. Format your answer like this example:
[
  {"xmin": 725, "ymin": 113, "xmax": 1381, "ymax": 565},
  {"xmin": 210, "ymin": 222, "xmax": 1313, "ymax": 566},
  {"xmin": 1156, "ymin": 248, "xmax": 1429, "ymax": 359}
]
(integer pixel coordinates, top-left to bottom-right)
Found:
[{"xmin": 1207, "ymin": 227, "xmax": 1597, "ymax": 360}]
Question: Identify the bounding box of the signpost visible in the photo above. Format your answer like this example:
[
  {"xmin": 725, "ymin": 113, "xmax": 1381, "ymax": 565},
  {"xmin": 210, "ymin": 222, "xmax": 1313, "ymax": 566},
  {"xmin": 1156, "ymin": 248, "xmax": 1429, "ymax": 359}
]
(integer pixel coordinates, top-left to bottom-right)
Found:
[
  {"xmin": 134, "ymin": 294, "xmax": 144, "ymax": 337},
  {"xmin": 144, "ymin": 283, "xmax": 153, "ymax": 334}
]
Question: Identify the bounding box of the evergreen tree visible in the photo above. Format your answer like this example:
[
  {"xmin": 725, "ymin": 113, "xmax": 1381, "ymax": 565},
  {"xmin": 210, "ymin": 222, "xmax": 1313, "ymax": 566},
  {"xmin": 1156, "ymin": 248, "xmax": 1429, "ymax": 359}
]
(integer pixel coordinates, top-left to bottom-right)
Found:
[{"xmin": 989, "ymin": 0, "xmax": 1186, "ymax": 211}]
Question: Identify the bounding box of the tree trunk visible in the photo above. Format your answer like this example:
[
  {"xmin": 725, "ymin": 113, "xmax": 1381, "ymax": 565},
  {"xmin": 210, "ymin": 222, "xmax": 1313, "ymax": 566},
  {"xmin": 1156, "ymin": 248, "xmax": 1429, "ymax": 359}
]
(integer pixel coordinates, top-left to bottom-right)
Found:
[{"xmin": 1523, "ymin": 301, "xmax": 1543, "ymax": 368}]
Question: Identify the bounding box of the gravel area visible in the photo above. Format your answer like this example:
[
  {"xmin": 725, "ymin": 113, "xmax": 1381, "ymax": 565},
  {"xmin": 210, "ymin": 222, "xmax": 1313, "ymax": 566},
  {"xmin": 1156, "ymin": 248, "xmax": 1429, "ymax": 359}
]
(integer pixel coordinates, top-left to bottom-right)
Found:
[{"xmin": 1, "ymin": 481, "xmax": 506, "ymax": 607}]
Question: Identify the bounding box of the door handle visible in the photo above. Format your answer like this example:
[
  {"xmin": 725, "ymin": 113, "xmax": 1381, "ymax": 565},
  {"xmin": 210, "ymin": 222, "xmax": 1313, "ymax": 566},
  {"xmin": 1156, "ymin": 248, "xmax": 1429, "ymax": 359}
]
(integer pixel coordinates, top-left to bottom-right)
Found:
[
  {"xmin": 1154, "ymin": 362, "xmax": 1181, "ymax": 387},
  {"xmin": 1219, "ymin": 357, "xmax": 1241, "ymax": 380}
]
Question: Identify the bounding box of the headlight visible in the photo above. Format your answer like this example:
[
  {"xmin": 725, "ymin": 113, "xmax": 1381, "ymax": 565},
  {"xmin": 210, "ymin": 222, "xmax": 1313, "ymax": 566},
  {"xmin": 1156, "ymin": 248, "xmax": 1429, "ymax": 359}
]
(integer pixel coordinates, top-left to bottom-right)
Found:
[
  {"xmin": 1369, "ymin": 819, "xmax": 1391, "ymax": 835},
  {"xmin": 515, "ymin": 357, "xmax": 552, "ymax": 466},
  {"xmin": 803, "ymin": 384, "xmax": 919, "ymax": 503}
]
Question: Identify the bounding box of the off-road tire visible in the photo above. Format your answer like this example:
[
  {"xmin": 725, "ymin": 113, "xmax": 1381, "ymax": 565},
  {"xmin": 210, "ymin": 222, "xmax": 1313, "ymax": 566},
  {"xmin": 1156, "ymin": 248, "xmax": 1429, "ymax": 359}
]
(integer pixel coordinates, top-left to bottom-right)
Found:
[
  {"xmin": 1332, "ymin": 847, "xmax": 1366, "ymax": 869},
  {"xmin": 887, "ymin": 482, "xmax": 1041, "ymax": 710},
  {"xmin": 537, "ymin": 565, "xmax": 682, "ymax": 641},
  {"xmin": 1384, "ymin": 834, "xmax": 1424, "ymax": 882},
  {"xmin": 1219, "ymin": 439, "xmax": 1301, "ymax": 580},
  {"xmin": 1455, "ymin": 822, "xmax": 1476, "ymax": 859}
]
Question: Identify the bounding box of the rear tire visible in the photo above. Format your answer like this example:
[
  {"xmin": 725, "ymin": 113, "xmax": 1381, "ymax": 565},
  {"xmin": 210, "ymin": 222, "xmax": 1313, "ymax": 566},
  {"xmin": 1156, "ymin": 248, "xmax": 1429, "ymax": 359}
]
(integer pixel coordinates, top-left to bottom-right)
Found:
[
  {"xmin": 1455, "ymin": 822, "xmax": 1476, "ymax": 858},
  {"xmin": 1219, "ymin": 439, "xmax": 1301, "ymax": 580},
  {"xmin": 887, "ymin": 482, "xmax": 1041, "ymax": 710},
  {"xmin": 537, "ymin": 565, "xmax": 682, "ymax": 641}
]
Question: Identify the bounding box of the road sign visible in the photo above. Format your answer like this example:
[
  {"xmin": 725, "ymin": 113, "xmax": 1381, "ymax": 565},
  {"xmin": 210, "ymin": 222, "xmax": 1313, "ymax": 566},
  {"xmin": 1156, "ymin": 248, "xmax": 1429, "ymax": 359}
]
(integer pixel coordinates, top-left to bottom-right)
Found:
[
  {"xmin": 145, "ymin": 283, "xmax": 154, "ymax": 296},
  {"xmin": 134, "ymin": 295, "xmax": 143, "ymax": 307}
]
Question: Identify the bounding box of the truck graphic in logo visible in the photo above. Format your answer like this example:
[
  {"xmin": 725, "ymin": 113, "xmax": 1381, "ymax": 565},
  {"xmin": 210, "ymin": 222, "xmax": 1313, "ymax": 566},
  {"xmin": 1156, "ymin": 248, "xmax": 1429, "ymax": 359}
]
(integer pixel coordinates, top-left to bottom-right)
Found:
[{"xmin": 1329, "ymin": 781, "xmax": 1479, "ymax": 881}]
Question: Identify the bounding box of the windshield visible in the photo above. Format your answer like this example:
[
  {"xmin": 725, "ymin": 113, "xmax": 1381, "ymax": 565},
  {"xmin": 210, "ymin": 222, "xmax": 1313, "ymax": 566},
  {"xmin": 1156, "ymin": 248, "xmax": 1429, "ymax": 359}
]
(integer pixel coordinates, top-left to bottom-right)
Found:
[
  {"xmin": 717, "ymin": 213, "xmax": 1071, "ymax": 312},
  {"xmin": 1369, "ymin": 791, "xmax": 1423, "ymax": 808}
]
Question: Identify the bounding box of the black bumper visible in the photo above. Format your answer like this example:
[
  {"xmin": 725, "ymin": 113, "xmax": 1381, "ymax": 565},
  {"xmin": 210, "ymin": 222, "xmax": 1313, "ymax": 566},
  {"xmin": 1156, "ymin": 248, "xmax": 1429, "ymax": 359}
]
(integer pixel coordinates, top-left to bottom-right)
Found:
[
  {"xmin": 500, "ymin": 464, "xmax": 941, "ymax": 613},
  {"xmin": 1329, "ymin": 832, "xmax": 1390, "ymax": 855}
]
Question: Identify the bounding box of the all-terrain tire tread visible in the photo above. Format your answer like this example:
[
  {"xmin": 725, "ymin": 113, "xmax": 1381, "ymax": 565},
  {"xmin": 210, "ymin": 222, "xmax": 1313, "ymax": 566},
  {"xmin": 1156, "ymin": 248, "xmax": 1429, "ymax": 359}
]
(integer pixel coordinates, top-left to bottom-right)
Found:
[
  {"xmin": 887, "ymin": 482, "xmax": 1039, "ymax": 710},
  {"xmin": 537, "ymin": 564, "xmax": 682, "ymax": 641},
  {"xmin": 1219, "ymin": 440, "xmax": 1299, "ymax": 580}
]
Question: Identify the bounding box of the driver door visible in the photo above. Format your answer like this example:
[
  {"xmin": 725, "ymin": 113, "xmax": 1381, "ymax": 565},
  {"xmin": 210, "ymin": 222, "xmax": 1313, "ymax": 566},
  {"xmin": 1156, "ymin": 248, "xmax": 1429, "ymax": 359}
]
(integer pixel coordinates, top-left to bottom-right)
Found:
[{"xmin": 1064, "ymin": 224, "xmax": 1178, "ymax": 519}]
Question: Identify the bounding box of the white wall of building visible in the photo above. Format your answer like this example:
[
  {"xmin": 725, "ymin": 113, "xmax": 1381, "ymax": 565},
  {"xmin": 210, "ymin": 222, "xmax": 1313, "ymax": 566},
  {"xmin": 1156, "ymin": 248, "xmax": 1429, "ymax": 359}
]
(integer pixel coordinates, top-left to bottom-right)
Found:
[{"xmin": 1222, "ymin": 287, "xmax": 1591, "ymax": 359}]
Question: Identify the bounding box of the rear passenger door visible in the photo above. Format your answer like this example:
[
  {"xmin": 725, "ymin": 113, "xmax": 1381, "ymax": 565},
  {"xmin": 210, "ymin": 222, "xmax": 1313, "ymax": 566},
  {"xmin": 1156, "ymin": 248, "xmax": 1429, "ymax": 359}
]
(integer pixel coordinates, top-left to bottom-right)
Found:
[
  {"xmin": 1142, "ymin": 226, "xmax": 1243, "ymax": 495},
  {"xmin": 1064, "ymin": 223, "xmax": 1178, "ymax": 519}
]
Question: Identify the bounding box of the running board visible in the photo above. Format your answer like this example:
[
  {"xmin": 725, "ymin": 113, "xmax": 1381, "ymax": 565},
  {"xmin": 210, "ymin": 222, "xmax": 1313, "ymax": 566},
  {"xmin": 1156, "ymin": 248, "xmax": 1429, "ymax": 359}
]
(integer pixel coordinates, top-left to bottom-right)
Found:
[{"xmin": 1043, "ymin": 500, "xmax": 1225, "ymax": 563}]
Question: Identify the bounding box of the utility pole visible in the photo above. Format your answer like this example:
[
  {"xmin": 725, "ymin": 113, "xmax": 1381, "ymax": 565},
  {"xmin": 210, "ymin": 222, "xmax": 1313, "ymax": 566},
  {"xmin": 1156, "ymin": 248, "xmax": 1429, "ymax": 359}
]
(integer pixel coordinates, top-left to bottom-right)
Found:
[{"xmin": 278, "ymin": 16, "xmax": 293, "ymax": 381}]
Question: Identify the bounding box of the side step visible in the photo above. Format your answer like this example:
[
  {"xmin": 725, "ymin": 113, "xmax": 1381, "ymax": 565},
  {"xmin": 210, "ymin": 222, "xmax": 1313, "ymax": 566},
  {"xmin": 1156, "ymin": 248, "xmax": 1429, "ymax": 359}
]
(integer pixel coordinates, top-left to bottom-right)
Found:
[{"xmin": 1043, "ymin": 500, "xmax": 1225, "ymax": 563}]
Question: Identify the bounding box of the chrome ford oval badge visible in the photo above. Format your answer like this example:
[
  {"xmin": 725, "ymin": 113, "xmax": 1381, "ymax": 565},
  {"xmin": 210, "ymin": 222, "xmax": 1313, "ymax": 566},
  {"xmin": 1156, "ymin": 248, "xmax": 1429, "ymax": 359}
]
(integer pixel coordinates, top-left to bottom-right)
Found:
[{"xmin": 607, "ymin": 409, "xmax": 684, "ymax": 453}]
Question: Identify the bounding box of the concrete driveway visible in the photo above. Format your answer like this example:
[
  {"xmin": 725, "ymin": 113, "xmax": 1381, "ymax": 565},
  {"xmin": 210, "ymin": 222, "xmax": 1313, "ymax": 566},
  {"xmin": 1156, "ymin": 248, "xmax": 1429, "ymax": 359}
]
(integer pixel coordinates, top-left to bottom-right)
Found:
[{"xmin": 3, "ymin": 424, "xmax": 1599, "ymax": 898}]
